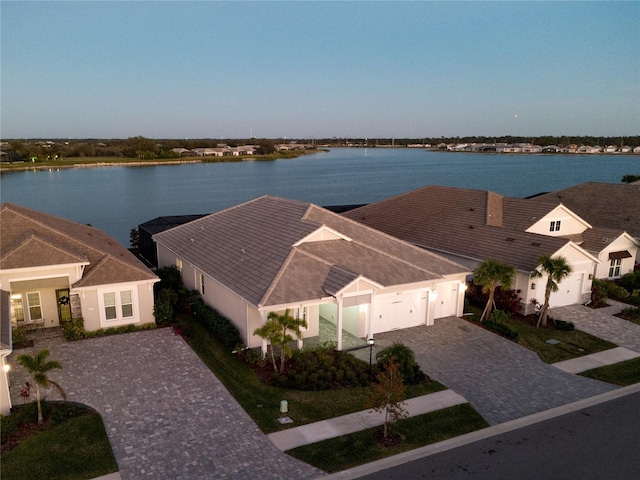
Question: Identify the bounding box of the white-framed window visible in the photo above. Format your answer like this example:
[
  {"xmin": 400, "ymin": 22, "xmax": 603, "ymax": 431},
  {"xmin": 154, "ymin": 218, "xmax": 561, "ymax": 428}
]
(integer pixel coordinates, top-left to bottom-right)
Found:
[
  {"xmin": 27, "ymin": 292, "xmax": 43, "ymax": 320},
  {"xmin": 176, "ymin": 258, "xmax": 183, "ymax": 273},
  {"xmin": 200, "ymin": 274, "xmax": 205, "ymax": 295},
  {"xmin": 10, "ymin": 294, "xmax": 25, "ymax": 323},
  {"xmin": 609, "ymin": 258, "xmax": 622, "ymax": 278},
  {"xmin": 549, "ymin": 220, "xmax": 561, "ymax": 232},
  {"xmin": 100, "ymin": 289, "xmax": 137, "ymax": 324}
]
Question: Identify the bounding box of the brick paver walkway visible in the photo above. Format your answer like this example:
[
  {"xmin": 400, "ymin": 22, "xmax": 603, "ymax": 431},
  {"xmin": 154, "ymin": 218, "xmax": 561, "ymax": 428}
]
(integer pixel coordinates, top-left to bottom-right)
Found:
[
  {"xmin": 366, "ymin": 317, "xmax": 616, "ymax": 425},
  {"xmin": 551, "ymin": 302, "xmax": 640, "ymax": 352},
  {"xmin": 7, "ymin": 329, "xmax": 322, "ymax": 480}
]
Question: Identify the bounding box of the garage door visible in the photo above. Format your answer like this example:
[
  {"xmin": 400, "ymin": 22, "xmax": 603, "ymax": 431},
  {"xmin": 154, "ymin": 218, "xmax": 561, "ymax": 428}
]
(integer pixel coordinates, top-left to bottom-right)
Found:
[
  {"xmin": 434, "ymin": 283, "xmax": 458, "ymax": 319},
  {"xmin": 549, "ymin": 273, "xmax": 583, "ymax": 308},
  {"xmin": 372, "ymin": 292, "xmax": 427, "ymax": 334}
]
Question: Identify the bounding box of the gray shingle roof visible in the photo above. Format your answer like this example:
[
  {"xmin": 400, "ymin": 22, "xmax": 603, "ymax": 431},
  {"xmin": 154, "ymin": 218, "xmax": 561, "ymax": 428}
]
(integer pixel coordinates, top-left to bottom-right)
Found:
[
  {"xmin": 0, "ymin": 203, "xmax": 157, "ymax": 286},
  {"xmin": 153, "ymin": 196, "xmax": 468, "ymax": 307},
  {"xmin": 343, "ymin": 185, "xmax": 575, "ymax": 272},
  {"xmin": 533, "ymin": 182, "xmax": 640, "ymax": 238}
]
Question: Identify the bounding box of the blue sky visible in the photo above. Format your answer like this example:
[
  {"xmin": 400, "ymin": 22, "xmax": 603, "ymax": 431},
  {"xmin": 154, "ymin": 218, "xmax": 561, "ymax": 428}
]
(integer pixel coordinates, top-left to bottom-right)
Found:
[{"xmin": 2, "ymin": 1, "xmax": 638, "ymax": 139}]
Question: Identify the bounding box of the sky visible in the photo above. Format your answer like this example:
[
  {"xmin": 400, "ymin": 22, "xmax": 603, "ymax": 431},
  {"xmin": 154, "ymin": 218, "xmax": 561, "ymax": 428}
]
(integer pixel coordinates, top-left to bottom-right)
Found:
[{"xmin": 1, "ymin": 1, "xmax": 639, "ymax": 139}]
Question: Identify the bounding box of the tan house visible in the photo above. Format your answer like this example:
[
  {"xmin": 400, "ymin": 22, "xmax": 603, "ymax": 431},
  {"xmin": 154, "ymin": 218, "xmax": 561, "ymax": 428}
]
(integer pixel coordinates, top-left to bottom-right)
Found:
[
  {"xmin": 342, "ymin": 186, "xmax": 630, "ymax": 315},
  {"xmin": 153, "ymin": 196, "xmax": 470, "ymax": 351},
  {"xmin": 0, "ymin": 203, "xmax": 158, "ymax": 334}
]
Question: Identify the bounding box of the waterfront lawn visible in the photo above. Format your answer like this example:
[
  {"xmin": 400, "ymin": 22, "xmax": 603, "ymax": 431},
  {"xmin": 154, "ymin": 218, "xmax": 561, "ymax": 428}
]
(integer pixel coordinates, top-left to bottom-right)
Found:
[
  {"xmin": 287, "ymin": 404, "xmax": 489, "ymax": 473},
  {"xmin": 579, "ymin": 357, "xmax": 640, "ymax": 386},
  {"xmin": 464, "ymin": 305, "xmax": 616, "ymax": 364},
  {"xmin": 1, "ymin": 409, "xmax": 117, "ymax": 480},
  {"xmin": 187, "ymin": 321, "xmax": 446, "ymax": 434}
]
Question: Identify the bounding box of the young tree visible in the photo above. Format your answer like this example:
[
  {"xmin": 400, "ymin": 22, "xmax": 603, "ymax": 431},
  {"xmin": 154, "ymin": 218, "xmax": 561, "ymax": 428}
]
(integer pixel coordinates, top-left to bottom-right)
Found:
[
  {"xmin": 474, "ymin": 259, "xmax": 516, "ymax": 321},
  {"xmin": 16, "ymin": 349, "xmax": 66, "ymax": 425},
  {"xmin": 531, "ymin": 255, "xmax": 572, "ymax": 328},
  {"xmin": 367, "ymin": 358, "xmax": 408, "ymax": 440},
  {"xmin": 253, "ymin": 308, "xmax": 307, "ymax": 374}
]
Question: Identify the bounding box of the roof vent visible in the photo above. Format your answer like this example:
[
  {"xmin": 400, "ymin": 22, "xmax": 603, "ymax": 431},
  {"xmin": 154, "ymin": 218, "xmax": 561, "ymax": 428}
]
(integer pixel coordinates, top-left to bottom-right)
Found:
[
  {"xmin": 506, "ymin": 237, "xmax": 515, "ymax": 242},
  {"xmin": 469, "ymin": 225, "xmax": 474, "ymax": 229},
  {"xmin": 531, "ymin": 242, "xmax": 541, "ymax": 247}
]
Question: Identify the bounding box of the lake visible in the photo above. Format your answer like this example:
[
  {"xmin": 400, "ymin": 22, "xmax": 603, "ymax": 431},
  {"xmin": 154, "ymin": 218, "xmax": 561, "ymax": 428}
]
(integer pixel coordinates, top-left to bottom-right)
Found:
[{"xmin": 1, "ymin": 148, "xmax": 638, "ymax": 246}]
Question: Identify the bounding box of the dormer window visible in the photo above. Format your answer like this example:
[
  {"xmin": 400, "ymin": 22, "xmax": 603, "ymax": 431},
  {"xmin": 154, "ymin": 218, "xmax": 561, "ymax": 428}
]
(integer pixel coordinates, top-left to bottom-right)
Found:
[{"xmin": 549, "ymin": 220, "xmax": 561, "ymax": 232}]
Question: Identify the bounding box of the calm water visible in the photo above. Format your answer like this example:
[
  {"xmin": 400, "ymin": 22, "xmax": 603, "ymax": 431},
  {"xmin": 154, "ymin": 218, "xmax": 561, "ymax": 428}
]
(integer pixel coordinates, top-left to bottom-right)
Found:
[{"xmin": 1, "ymin": 148, "xmax": 637, "ymax": 245}]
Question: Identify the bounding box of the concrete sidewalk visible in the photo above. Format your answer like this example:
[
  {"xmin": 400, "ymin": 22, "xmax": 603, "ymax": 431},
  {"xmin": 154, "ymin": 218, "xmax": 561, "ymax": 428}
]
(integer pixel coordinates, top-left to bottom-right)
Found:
[
  {"xmin": 267, "ymin": 389, "xmax": 467, "ymax": 451},
  {"xmin": 552, "ymin": 346, "xmax": 640, "ymax": 374}
]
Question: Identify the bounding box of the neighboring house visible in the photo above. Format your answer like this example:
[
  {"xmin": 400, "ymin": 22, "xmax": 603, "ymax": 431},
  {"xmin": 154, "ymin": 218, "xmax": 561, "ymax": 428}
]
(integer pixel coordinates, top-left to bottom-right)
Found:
[
  {"xmin": 1, "ymin": 289, "xmax": 11, "ymax": 415},
  {"xmin": 0, "ymin": 203, "xmax": 159, "ymax": 333},
  {"xmin": 153, "ymin": 196, "xmax": 470, "ymax": 351},
  {"xmin": 138, "ymin": 214, "xmax": 207, "ymax": 267},
  {"xmin": 343, "ymin": 186, "xmax": 618, "ymax": 315},
  {"xmin": 533, "ymin": 182, "xmax": 640, "ymax": 263}
]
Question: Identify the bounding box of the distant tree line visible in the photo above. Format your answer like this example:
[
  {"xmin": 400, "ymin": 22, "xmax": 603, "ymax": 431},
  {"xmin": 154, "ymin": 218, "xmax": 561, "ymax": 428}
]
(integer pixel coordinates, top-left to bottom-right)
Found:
[{"xmin": 2, "ymin": 135, "xmax": 638, "ymax": 161}]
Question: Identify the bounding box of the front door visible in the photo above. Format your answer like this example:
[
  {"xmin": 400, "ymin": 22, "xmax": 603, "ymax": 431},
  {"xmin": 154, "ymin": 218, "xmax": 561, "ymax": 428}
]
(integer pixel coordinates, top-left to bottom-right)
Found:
[{"xmin": 56, "ymin": 289, "xmax": 72, "ymax": 323}]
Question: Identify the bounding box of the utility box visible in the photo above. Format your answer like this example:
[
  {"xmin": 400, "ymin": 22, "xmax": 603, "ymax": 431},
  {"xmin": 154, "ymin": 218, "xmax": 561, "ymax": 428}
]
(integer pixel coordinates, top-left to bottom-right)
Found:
[{"xmin": 280, "ymin": 400, "xmax": 288, "ymax": 413}]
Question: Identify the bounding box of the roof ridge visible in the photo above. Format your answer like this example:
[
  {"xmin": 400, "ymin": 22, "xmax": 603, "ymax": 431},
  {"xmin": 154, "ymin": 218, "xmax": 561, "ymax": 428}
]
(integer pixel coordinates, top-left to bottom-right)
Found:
[{"xmin": 1, "ymin": 229, "xmax": 88, "ymax": 264}]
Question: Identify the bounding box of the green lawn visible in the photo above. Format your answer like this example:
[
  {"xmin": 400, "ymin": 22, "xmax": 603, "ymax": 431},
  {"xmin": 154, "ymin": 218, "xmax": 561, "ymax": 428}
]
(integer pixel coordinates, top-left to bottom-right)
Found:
[
  {"xmin": 187, "ymin": 321, "xmax": 446, "ymax": 434},
  {"xmin": 465, "ymin": 305, "xmax": 616, "ymax": 364},
  {"xmin": 579, "ymin": 357, "xmax": 640, "ymax": 386},
  {"xmin": 287, "ymin": 404, "xmax": 489, "ymax": 473},
  {"xmin": 1, "ymin": 411, "xmax": 117, "ymax": 480}
]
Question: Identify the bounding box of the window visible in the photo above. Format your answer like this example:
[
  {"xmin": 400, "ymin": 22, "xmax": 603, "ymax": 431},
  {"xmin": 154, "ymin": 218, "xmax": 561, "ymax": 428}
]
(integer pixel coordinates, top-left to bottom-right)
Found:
[
  {"xmin": 27, "ymin": 292, "xmax": 43, "ymax": 320},
  {"xmin": 10, "ymin": 295, "xmax": 25, "ymax": 322},
  {"xmin": 102, "ymin": 290, "xmax": 136, "ymax": 323},
  {"xmin": 200, "ymin": 274, "xmax": 205, "ymax": 295},
  {"xmin": 176, "ymin": 258, "xmax": 183, "ymax": 273},
  {"xmin": 549, "ymin": 220, "xmax": 561, "ymax": 232},
  {"xmin": 121, "ymin": 290, "xmax": 133, "ymax": 317},
  {"xmin": 609, "ymin": 258, "xmax": 622, "ymax": 278},
  {"xmin": 104, "ymin": 292, "xmax": 117, "ymax": 320}
]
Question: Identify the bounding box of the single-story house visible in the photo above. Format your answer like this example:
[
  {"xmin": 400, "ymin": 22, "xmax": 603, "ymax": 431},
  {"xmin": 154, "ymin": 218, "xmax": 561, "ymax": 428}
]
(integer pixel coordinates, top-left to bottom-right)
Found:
[
  {"xmin": 342, "ymin": 186, "xmax": 631, "ymax": 315},
  {"xmin": 532, "ymin": 182, "xmax": 640, "ymax": 263},
  {"xmin": 153, "ymin": 196, "xmax": 470, "ymax": 351},
  {"xmin": 0, "ymin": 203, "xmax": 159, "ymax": 333}
]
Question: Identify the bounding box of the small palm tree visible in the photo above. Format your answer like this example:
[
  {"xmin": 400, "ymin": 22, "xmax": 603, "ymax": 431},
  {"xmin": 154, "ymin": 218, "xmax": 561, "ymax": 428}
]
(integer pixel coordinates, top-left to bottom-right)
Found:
[
  {"xmin": 254, "ymin": 308, "xmax": 307, "ymax": 374},
  {"xmin": 531, "ymin": 255, "xmax": 572, "ymax": 328},
  {"xmin": 474, "ymin": 259, "xmax": 516, "ymax": 321},
  {"xmin": 16, "ymin": 349, "xmax": 66, "ymax": 424}
]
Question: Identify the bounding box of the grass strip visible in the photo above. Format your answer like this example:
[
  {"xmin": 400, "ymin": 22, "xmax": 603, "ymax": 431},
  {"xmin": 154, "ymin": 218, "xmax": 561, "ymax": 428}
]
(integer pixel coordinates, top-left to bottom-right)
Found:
[
  {"xmin": 286, "ymin": 403, "xmax": 489, "ymax": 473},
  {"xmin": 187, "ymin": 321, "xmax": 445, "ymax": 434},
  {"xmin": 1, "ymin": 413, "xmax": 117, "ymax": 480},
  {"xmin": 578, "ymin": 357, "xmax": 640, "ymax": 386},
  {"xmin": 465, "ymin": 305, "xmax": 616, "ymax": 364}
]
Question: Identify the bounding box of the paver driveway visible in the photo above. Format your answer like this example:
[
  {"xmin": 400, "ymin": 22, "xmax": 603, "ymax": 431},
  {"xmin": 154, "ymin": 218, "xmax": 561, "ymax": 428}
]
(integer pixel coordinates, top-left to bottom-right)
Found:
[
  {"xmin": 368, "ymin": 317, "xmax": 617, "ymax": 425},
  {"xmin": 8, "ymin": 328, "xmax": 322, "ymax": 480}
]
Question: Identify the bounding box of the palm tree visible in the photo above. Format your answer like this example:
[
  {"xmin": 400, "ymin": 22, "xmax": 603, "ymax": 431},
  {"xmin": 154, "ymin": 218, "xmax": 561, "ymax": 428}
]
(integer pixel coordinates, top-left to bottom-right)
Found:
[
  {"xmin": 530, "ymin": 255, "xmax": 572, "ymax": 328},
  {"xmin": 16, "ymin": 349, "xmax": 66, "ymax": 424},
  {"xmin": 254, "ymin": 308, "xmax": 307, "ymax": 374},
  {"xmin": 474, "ymin": 259, "xmax": 516, "ymax": 321}
]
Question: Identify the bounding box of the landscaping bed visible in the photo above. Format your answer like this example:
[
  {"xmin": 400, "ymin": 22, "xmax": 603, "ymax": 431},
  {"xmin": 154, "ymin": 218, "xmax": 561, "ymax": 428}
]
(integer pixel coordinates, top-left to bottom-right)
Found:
[
  {"xmin": 1, "ymin": 401, "xmax": 117, "ymax": 480},
  {"xmin": 464, "ymin": 305, "xmax": 616, "ymax": 364}
]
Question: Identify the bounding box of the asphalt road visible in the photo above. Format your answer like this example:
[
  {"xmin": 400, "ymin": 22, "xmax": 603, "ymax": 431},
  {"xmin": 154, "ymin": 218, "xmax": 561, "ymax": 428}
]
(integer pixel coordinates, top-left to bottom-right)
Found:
[{"xmin": 360, "ymin": 391, "xmax": 640, "ymax": 480}]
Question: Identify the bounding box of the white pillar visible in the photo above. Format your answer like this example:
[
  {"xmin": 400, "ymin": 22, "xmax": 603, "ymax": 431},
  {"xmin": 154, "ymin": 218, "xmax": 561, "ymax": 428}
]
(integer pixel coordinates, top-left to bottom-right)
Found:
[{"xmin": 336, "ymin": 295, "xmax": 344, "ymax": 351}]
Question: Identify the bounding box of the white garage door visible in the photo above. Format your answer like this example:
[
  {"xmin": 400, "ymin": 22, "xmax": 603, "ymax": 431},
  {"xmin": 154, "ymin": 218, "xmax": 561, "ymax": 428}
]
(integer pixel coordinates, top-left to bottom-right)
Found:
[
  {"xmin": 434, "ymin": 282, "xmax": 459, "ymax": 319},
  {"xmin": 549, "ymin": 273, "xmax": 583, "ymax": 308},
  {"xmin": 372, "ymin": 292, "xmax": 427, "ymax": 334}
]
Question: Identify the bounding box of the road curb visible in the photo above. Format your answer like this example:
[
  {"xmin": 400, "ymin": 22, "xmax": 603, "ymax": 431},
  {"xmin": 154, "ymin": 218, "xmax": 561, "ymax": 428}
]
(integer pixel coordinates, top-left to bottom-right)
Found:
[{"xmin": 322, "ymin": 383, "xmax": 640, "ymax": 479}]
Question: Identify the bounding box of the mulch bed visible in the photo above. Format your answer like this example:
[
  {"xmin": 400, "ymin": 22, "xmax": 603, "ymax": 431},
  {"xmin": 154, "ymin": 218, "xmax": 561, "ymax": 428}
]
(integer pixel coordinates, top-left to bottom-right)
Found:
[{"xmin": 374, "ymin": 428, "xmax": 405, "ymax": 447}]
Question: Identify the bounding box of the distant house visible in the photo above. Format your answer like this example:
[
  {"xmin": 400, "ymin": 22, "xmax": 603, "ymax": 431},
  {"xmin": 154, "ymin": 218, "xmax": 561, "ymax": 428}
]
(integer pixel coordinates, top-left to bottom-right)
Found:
[
  {"xmin": 633, "ymin": 146, "xmax": 640, "ymax": 154},
  {"xmin": 153, "ymin": 196, "xmax": 469, "ymax": 351},
  {"xmin": 604, "ymin": 145, "xmax": 618, "ymax": 153},
  {"xmin": 0, "ymin": 203, "xmax": 159, "ymax": 333},
  {"xmin": 577, "ymin": 145, "xmax": 602, "ymax": 154},
  {"xmin": 620, "ymin": 146, "xmax": 632, "ymax": 153},
  {"xmin": 171, "ymin": 148, "xmax": 193, "ymax": 157},
  {"xmin": 342, "ymin": 186, "xmax": 630, "ymax": 314}
]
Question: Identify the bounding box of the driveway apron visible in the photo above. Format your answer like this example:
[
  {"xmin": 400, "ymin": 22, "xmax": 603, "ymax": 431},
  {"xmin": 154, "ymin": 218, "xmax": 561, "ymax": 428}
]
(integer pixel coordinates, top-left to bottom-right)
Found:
[
  {"xmin": 369, "ymin": 317, "xmax": 617, "ymax": 425},
  {"xmin": 8, "ymin": 328, "xmax": 322, "ymax": 480}
]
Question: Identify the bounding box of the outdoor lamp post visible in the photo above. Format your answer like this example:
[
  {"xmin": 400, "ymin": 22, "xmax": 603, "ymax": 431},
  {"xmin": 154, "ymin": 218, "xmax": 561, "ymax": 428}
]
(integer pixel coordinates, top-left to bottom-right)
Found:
[{"xmin": 368, "ymin": 338, "xmax": 375, "ymax": 374}]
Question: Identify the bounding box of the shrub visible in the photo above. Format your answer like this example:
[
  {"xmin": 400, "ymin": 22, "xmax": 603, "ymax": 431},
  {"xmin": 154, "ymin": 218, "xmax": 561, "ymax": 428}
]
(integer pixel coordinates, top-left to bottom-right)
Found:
[
  {"xmin": 467, "ymin": 281, "xmax": 522, "ymax": 316},
  {"xmin": 485, "ymin": 320, "xmax": 519, "ymax": 341},
  {"xmin": 591, "ymin": 280, "xmax": 608, "ymax": 307},
  {"xmin": 11, "ymin": 327, "xmax": 30, "ymax": 348},
  {"xmin": 555, "ymin": 319, "xmax": 575, "ymax": 331},
  {"xmin": 63, "ymin": 318, "xmax": 85, "ymax": 340},
  {"xmin": 620, "ymin": 307, "xmax": 640, "ymax": 320},
  {"xmin": 598, "ymin": 280, "xmax": 630, "ymax": 300},
  {"xmin": 489, "ymin": 309, "xmax": 510, "ymax": 324},
  {"xmin": 192, "ymin": 299, "xmax": 242, "ymax": 348},
  {"xmin": 376, "ymin": 343, "xmax": 427, "ymax": 385},
  {"xmin": 617, "ymin": 270, "xmax": 640, "ymax": 292}
]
